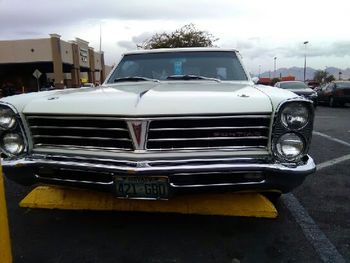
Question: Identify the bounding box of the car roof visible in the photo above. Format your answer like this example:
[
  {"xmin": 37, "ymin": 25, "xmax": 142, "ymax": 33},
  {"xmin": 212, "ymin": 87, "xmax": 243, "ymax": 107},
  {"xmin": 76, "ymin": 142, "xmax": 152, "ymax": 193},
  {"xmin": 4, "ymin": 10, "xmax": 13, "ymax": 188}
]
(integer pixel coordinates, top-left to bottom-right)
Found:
[
  {"xmin": 278, "ymin": 81, "xmax": 304, "ymax": 84},
  {"xmin": 123, "ymin": 47, "xmax": 238, "ymax": 55},
  {"xmin": 334, "ymin": 81, "xmax": 350, "ymax": 83}
]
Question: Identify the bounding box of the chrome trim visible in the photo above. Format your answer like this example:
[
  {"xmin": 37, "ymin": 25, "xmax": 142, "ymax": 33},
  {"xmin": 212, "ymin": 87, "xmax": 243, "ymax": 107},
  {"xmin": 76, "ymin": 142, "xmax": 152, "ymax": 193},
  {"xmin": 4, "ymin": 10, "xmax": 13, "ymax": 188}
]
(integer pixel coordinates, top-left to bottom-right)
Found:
[
  {"xmin": 33, "ymin": 144, "xmax": 134, "ymax": 152},
  {"xmin": 30, "ymin": 126, "xmax": 128, "ymax": 131},
  {"xmin": 26, "ymin": 114, "xmax": 271, "ymax": 121},
  {"xmin": 143, "ymin": 146, "xmax": 267, "ymax": 152},
  {"xmin": 170, "ymin": 180, "xmax": 266, "ymax": 188},
  {"xmin": 149, "ymin": 126, "xmax": 269, "ymax": 131},
  {"xmin": 32, "ymin": 135, "xmax": 131, "ymax": 141},
  {"xmin": 34, "ymin": 174, "xmax": 113, "ymax": 185},
  {"xmin": 147, "ymin": 136, "xmax": 267, "ymax": 142},
  {"xmin": 28, "ymin": 154, "xmax": 271, "ymax": 166},
  {"xmin": 2, "ymin": 154, "xmax": 315, "ymax": 175},
  {"xmin": 127, "ymin": 120, "xmax": 149, "ymax": 150},
  {"xmin": 33, "ymin": 144, "xmax": 266, "ymax": 153}
]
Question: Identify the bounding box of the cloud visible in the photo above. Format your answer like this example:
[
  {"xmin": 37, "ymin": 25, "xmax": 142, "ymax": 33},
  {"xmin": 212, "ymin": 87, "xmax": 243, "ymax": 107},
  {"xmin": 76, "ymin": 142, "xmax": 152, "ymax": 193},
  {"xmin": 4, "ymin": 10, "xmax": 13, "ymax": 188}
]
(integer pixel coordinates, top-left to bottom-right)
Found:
[{"xmin": 0, "ymin": 0, "xmax": 242, "ymax": 39}]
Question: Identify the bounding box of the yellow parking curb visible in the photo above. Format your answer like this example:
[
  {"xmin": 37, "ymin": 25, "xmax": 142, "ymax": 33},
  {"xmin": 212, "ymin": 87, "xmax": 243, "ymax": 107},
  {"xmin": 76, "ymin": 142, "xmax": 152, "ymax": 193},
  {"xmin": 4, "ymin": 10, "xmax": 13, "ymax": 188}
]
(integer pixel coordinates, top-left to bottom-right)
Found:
[
  {"xmin": 0, "ymin": 164, "xmax": 12, "ymax": 263},
  {"xmin": 19, "ymin": 186, "xmax": 278, "ymax": 218}
]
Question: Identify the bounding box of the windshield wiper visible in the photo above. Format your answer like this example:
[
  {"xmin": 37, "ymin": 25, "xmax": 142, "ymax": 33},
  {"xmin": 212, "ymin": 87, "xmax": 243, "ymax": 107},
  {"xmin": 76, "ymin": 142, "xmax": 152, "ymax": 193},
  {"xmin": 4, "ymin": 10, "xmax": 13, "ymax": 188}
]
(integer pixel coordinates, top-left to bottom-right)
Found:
[
  {"xmin": 114, "ymin": 76, "xmax": 160, "ymax": 83},
  {"xmin": 166, "ymin": 75, "xmax": 221, "ymax": 82}
]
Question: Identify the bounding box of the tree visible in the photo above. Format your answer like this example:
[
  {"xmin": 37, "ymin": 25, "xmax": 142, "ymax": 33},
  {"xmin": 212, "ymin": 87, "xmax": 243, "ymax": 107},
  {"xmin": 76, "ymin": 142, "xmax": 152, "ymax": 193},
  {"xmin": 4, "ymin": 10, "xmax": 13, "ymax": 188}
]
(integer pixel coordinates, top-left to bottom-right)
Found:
[
  {"xmin": 313, "ymin": 70, "xmax": 335, "ymax": 84},
  {"xmin": 270, "ymin": 78, "xmax": 281, "ymax": 86},
  {"xmin": 313, "ymin": 70, "xmax": 328, "ymax": 83},
  {"xmin": 142, "ymin": 24, "xmax": 219, "ymax": 49},
  {"xmin": 325, "ymin": 74, "xmax": 335, "ymax": 83}
]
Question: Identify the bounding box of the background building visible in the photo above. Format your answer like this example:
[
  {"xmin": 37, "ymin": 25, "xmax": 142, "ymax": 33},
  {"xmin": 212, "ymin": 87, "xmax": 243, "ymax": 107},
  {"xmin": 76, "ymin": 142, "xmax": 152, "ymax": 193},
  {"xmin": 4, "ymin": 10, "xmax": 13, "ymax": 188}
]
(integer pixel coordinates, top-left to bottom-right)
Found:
[{"xmin": 0, "ymin": 34, "xmax": 112, "ymax": 94}]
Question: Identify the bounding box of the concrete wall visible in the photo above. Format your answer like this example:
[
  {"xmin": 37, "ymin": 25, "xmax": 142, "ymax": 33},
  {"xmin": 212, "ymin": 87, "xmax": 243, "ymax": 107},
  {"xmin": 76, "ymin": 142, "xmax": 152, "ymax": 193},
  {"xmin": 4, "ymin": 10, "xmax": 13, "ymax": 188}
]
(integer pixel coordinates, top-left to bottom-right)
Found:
[{"xmin": 0, "ymin": 38, "xmax": 52, "ymax": 64}]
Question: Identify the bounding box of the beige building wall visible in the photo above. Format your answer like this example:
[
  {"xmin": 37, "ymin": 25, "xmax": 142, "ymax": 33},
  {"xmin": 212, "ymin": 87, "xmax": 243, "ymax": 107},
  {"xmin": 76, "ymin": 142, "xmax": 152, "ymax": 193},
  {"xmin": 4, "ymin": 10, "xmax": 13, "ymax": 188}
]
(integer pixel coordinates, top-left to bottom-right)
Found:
[
  {"xmin": 60, "ymin": 40, "xmax": 73, "ymax": 64},
  {"xmin": 0, "ymin": 38, "xmax": 52, "ymax": 64},
  {"xmin": 94, "ymin": 52, "xmax": 102, "ymax": 71}
]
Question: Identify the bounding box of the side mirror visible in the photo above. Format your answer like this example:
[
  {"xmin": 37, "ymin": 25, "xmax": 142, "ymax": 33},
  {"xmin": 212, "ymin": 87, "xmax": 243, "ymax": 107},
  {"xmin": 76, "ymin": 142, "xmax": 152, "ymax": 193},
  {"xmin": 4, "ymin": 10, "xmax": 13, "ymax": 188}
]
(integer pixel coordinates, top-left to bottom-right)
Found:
[{"xmin": 251, "ymin": 77, "xmax": 259, "ymax": 84}]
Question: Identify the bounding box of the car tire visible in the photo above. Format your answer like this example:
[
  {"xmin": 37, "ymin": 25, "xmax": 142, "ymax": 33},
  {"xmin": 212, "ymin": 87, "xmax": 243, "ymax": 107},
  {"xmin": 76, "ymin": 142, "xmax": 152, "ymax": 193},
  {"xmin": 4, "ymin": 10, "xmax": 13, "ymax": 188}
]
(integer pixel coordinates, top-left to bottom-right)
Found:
[{"xmin": 329, "ymin": 96, "xmax": 336, "ymax": 107}]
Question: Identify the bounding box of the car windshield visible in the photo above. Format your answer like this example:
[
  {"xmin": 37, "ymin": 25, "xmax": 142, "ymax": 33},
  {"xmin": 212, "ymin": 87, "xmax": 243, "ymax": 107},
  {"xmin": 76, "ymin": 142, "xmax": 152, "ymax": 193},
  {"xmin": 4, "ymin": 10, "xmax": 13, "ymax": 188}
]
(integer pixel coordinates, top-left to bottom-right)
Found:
[
  {"xmin": 280, "ymin": 82, "xmax": 308, "ymax": 89},
  {"xmin": 107, "ymin": 51, "xmax": 248, "ymax": 83},
  {"xmin": 336, "ymin": 82, "xmax": 350, "ymax": 88}
]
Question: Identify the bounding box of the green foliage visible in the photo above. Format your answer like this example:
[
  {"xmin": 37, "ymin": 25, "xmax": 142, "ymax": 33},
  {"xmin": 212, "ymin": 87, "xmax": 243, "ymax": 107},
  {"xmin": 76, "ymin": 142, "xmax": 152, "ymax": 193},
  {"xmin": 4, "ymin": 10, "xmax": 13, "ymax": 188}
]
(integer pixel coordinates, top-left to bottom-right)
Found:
[
  {"xmin": 142, "ymin": 24, "xmax": 219, "ymax": 49},
  {"xmin": 325, "ymin": 74, "xmax": 336, "ymax": 83},
  {"xmin": 271, "ymin": 78, "xmax": 281, "ymax": 86},
  {"xmin": 313, "ymin": 70, "xmax": 336, "ymax": 83}
]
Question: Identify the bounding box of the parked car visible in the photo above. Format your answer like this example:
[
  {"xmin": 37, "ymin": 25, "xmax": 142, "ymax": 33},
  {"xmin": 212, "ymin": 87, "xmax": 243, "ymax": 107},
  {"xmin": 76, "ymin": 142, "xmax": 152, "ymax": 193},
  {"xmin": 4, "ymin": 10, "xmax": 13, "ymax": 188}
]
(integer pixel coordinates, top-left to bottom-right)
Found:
[
  {"xmin": 274, "ymin": 81, "xmax": 318, "ymax": 106},
  {"xmin": 0, "ymin": 48, "xmax": 316, "ymax": 200},
  {"xmin": 305, "ymin": 81, "xmax": 320, "ymax": 89},
  {"xmin": 316, "ymin": 81, "xmax": 350, "ymax": 107}
]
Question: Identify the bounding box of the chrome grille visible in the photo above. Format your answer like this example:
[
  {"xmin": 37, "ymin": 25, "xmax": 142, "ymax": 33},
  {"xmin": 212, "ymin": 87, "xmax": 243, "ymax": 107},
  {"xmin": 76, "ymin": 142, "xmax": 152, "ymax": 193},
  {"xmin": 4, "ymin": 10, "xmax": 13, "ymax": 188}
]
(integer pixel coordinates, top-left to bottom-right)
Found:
[
  {"xmin": 147, "ymin": 115, "xmax": 271, "ymax": 150},
  {"xmin": 27, "ymin": 115, "xmax": 133, "ymax": 151}
]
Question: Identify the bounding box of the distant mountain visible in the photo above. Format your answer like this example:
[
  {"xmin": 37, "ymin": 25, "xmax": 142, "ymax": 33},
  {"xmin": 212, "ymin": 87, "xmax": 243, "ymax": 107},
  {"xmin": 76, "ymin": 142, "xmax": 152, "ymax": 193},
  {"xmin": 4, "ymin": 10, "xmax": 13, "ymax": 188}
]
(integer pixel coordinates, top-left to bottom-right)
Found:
[{"xmin": 252, "ymin": 67, "xmax": 350, "ymax": 81}]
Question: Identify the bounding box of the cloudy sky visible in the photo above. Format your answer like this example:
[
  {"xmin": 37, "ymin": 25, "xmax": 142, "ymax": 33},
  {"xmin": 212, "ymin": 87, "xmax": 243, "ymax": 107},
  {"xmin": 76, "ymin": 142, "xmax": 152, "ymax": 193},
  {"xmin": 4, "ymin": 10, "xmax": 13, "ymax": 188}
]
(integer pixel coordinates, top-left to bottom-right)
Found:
[{"xmin": 1, "ymin": 0, "xmax": 350, "ymax": 74}]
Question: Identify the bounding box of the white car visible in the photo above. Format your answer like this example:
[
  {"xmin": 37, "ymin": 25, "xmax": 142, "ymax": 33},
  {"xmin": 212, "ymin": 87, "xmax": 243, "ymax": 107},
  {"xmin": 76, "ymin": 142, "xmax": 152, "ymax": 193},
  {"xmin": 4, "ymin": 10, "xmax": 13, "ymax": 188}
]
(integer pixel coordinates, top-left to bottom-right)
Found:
[{"xmin": 0, "ymin": 48, "xmax": 315, "ymax": 200}]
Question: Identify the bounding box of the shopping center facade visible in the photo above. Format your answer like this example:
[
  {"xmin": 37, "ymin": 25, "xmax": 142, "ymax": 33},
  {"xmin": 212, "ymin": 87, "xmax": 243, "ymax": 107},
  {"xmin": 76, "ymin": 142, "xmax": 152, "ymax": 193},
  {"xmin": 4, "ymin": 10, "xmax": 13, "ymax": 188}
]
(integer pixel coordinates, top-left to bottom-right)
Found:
[{"xmin": 0, "ymin": 34, "xmax": 111, "ymax": 94}]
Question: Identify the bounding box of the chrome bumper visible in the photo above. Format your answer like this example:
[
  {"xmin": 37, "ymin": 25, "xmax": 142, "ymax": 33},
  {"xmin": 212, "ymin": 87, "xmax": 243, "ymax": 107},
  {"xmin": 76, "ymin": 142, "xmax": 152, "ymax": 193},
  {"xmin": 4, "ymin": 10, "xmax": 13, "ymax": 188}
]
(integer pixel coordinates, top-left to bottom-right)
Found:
[{"xmin": 2, "ymin": 154, "xmax": 316, "ymax": 193}]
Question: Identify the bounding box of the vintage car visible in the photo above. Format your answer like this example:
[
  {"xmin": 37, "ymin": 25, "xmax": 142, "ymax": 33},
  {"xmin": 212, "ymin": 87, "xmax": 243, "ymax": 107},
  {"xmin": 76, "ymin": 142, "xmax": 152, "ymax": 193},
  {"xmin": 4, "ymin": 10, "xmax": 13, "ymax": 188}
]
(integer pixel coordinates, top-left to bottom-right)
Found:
[{"xmin": 0, "ymin": 48, "xmax": 316, "ymax": 200}]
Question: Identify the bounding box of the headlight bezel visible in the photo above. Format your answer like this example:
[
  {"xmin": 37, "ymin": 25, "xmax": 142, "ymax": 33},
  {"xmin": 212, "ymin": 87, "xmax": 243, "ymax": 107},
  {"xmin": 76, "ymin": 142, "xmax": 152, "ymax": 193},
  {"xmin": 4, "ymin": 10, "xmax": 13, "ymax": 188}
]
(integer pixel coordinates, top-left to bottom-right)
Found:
[
  {"xmin": 275, "ymin": 132, "xmax": 305, "ymax": 161},
  {"xmin": 272, "ymin": 98, "xmax": 314, "ymax": 163},
  {"xmin": 0, "ymin": 102, "xmax": 28, "ymax": 157},
  {"xmin": 0, "ymin": 106, "xmax": 17, "ymax": 130},
  {"xmin": 279, "ymin": 101, "xmax": 311, "ymax": 130},
  {"xmin": 1, "ymin": 132, "xmax": 25, "ymax": 156}
]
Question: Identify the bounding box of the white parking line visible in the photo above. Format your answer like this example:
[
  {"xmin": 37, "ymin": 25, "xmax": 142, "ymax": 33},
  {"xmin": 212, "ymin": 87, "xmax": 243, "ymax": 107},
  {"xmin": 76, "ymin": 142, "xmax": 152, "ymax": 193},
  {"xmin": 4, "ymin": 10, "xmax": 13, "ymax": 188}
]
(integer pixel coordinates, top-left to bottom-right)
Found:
[
  {"xmin": 313, "ymin": 131, "xmax": 350, "ymax": 148},
  {"xmin": 281, "ymin": 131, "xmax": 349, "ymax": 262},
  {"xmin": 282, "ymin": 194, "xmax": 346, "ymax": 263},
  {"xmin": 317, "ymin": 154, "xmax": 350, "ymax": 171}
]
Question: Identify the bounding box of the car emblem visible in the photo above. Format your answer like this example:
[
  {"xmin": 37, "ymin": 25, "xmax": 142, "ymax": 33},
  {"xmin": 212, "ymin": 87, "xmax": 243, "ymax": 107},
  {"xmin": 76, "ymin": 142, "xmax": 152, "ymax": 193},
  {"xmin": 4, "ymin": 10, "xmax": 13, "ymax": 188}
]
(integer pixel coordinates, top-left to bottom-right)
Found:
[
  {"xmin": 127, "ymin": 121, "xmax": 148, "ymax": 150},
  {"xmin": 132, "ymin": 123, "xmax": 142, "ymax": 145}
]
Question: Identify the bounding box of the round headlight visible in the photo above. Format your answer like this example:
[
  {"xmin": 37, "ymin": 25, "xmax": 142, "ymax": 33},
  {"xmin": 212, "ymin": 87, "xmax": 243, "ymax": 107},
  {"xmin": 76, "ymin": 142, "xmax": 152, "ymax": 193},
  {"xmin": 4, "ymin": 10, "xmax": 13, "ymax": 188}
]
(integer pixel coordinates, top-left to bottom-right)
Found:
[
  {"xmin": 2, "ymin": 133, "xmax": 24, "ymax": 155},
  {"xmin": 276, "ymin": 133, "xmax": 304, "ymax": 160},
  {"xmin": 281, "ymin": 102, "xmax": 310, "ymax": 130},
  {"xmin": 0, "ymin": 107, "xmax": 16, "ymax": 129}
]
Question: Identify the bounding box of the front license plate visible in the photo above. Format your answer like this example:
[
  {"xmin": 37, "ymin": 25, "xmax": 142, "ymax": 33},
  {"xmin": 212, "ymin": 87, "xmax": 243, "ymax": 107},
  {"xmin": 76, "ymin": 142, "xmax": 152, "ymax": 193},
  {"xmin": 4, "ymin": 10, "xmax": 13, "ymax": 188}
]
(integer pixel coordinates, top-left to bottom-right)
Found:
[{"xmin": 114, "ymin": 176, "xmax": 169, "ymax": 199}]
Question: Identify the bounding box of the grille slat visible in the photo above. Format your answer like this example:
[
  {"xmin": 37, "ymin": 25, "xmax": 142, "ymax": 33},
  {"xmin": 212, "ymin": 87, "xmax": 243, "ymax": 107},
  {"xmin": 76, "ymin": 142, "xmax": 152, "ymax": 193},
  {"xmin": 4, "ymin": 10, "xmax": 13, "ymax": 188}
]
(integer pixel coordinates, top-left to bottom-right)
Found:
[
  {"xmin": 148, "ymin": 136, "xmax": 267, "ymax": 141},
  {"xmin": 27, "ymin": 115, "xmax": 133, "ymax": 151}
]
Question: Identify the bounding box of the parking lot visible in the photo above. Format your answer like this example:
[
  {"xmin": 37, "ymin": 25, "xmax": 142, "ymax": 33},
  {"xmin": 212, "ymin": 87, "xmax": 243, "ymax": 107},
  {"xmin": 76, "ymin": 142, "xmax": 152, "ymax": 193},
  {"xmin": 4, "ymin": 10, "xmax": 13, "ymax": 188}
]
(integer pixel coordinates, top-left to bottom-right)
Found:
[{"xmin": 3, "ymin": 104, "xmax": 350, "ymax": 263}]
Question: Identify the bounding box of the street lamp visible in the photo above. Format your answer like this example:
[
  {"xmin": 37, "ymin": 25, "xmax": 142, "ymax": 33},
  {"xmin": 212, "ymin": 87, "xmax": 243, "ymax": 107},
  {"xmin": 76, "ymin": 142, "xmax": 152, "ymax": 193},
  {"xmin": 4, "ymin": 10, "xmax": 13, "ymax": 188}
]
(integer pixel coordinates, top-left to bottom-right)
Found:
[
  {"xmin": 274, "ymin": 57, "xmax": 277, "ymax": 78},
  {"xmin": 303, "ymin": 41, "xmax": 309, "ymax": 82}
]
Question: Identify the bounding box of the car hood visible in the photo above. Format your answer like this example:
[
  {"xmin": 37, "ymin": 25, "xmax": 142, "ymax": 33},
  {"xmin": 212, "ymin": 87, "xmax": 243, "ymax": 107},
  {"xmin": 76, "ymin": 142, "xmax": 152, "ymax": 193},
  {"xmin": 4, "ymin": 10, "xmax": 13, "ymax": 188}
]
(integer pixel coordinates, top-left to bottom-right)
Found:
[
  {"xmin": 1, "ymin": 82, "xmax": 297, "ymax": 116},
  {"xmin": 285, "ymin": 88, "xmax": 315, "ymax": 96}
]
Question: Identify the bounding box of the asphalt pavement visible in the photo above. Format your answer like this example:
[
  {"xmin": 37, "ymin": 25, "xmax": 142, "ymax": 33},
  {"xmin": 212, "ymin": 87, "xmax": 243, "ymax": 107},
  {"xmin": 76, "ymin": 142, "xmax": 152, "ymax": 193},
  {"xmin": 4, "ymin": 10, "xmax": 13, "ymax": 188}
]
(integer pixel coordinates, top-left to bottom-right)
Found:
[{"xmin": 4, "ymin": 104, "xmax": 350, "ymax": 263}]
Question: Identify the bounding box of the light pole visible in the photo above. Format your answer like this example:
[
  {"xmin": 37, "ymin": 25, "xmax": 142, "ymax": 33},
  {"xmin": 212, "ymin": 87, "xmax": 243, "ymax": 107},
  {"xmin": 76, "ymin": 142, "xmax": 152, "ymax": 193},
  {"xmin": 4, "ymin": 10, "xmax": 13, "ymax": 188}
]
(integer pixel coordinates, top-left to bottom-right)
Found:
[
  {"xmin": 274, "ymin": 57, "xmax": 277, "ymax": 78},
  {"xmin": 258, "ymin": 65, "xmax": 261, "ymax": 78},
  {"xmin": 303, "ymin": 41, "xmax": 308, "ymax": 81}
]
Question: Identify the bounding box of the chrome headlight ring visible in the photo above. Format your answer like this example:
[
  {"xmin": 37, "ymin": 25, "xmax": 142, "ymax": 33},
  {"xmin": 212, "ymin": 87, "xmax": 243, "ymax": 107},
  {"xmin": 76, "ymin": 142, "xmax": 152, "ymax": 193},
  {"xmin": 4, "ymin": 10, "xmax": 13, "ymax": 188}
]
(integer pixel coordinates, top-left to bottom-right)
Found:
[
  {"xmin": 279, "ymin": 101, "xmax": 311, "ymax": 130},
  {"xmin": 0, "ymin": 102, "xmax": 28, "ymax": 157},
  {"xmin": 275, "ymin": 132, "xmax": 305, "ymax": 161}
]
